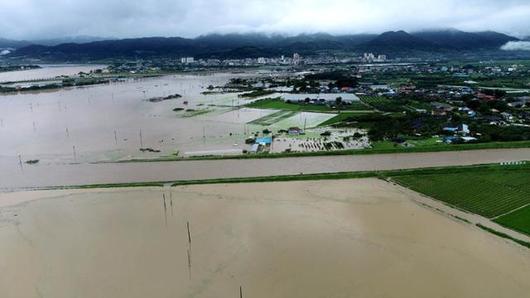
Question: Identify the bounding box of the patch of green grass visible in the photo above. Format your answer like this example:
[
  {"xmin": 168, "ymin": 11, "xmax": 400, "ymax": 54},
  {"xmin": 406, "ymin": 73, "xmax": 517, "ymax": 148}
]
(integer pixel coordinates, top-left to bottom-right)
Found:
[
  {"xmin": 406, "ymin": 137, "xmax": 443, "ymax": 147},
  {"xmin": 318, "ymin": 111, "xmax": 375, "ymax": 126},
  {"xmin": 393, "ymin": 167, "xmax": 530, "ymax": 218},
  {"xmin": 67, "ymin": 181, "xmax": 166, "ymax": 189},
  {"xmin": 494, "ymin": 205, "xmax": 530, "ymax": 236},
  {"xmin": 371, "ymin": 141, "xmax": 399, "ymax": 150},
  {"xmin": 246, "ymin": 98, "xmax": 371, "ymax": 113}
]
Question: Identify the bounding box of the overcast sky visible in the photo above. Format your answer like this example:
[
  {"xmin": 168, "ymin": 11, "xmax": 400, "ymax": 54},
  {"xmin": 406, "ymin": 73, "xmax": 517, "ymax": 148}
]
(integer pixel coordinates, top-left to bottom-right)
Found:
[{"xmin": 1, "ymin": 0, "xmax": 529, "ymax": 40}]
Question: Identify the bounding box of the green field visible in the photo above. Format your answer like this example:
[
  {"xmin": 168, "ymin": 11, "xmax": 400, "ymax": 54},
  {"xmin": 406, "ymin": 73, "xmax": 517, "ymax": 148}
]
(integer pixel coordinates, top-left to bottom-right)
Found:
[
  {"xmin": 318, "ymin": 111, "xmax": 375, "ymax": 126},
  {"xmin": 494, "ymin": 206, "xmax": 530, "ymax": 236},
  {"xmin": 393, "ymin": 167, "xmax": 530, "ymax": 219},
  {"xmin": 246, "ymin": 98, "xmax": 372, "ymax": 112},
  {"xmin": 360, "ymin": 96, "xmax": 403, "ymax": 112}
]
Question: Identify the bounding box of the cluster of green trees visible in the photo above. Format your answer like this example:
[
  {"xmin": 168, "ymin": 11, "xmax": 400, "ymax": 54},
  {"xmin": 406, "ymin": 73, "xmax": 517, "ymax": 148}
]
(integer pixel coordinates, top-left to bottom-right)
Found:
[
  {"xmin": 367, "ymin": 113, "xmax": 447, "ymax": 141},
  {"xmin": 338, "ymin": 111, "xmax": 530, "ymax": 143},
  {"xmin": 474, "ymin": 125, "xmax": 530, "ymax": 142}
]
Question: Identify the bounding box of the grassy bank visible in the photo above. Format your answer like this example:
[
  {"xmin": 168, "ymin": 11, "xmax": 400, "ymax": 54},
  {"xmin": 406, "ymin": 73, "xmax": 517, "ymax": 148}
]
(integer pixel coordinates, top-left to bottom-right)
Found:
[
  {"xmin": 34, "ymin": 162, "xmax": 528, "ymax": 191},
  {"xmin": 476, "ymin": 224, "xmax": 530, "ymax": 249},
  {"xmin": 169, "ymin": 162, "xmax": 530, "ymax": 186}
]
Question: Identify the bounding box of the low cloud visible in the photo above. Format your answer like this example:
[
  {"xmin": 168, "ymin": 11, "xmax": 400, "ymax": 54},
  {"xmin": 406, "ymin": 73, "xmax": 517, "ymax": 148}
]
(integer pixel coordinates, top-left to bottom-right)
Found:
[
  {"xmin": 0, "ymin": 0, "xmax": 529, "ymax": 39},
  {"xmin": 501, "ymin": 41, "xmax": 530, "ymax": 51}
]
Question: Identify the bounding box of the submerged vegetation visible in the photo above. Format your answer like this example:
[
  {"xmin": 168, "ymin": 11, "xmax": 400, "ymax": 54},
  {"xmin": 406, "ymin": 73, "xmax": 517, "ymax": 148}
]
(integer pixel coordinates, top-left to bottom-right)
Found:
[{"xmin": 147, "ymin": 93, "xmax": 182, "ymax": 102}]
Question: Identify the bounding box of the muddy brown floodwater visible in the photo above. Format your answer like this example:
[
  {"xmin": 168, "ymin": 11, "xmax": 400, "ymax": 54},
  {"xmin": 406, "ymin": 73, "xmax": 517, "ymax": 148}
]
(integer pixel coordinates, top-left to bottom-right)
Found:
[
  {"xmin": 1, "ymin": 148, "xmax": 529, "ymax": 189},
  {"xmin": 1, "ymin": 179, "xmax": 530, "ymax": 298}
]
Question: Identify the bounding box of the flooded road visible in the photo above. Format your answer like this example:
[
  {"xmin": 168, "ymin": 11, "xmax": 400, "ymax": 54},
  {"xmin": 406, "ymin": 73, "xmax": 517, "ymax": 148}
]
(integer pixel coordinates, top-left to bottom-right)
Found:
[
  {"xmin": 1, "ymin": 148, "xmax": 529, "ymax": 189},
  {"xmin": 1, "ymin": 179, "xmax": 530, "ymax": 298}
]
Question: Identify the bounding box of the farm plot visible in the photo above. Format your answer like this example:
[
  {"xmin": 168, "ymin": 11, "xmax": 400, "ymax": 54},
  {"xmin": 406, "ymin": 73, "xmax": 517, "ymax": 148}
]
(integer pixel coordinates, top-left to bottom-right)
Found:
[
  {"xmin": 494, "ymin": 205, "xmax": 530, "ymax": 236},
  {"xmin": 393, "ymin": 168, "xmax": 530, "ymax": 219},
  {"xmin": 273, "ymin": 112, "xmax": 336, "ymax": 128},
  {"xmin": 360, "ymin": 96, "xmax": 404, "ymax": 112},
  {"xmin": 248, "ymin": 110, "xmax": 297, "ymax": 126}
]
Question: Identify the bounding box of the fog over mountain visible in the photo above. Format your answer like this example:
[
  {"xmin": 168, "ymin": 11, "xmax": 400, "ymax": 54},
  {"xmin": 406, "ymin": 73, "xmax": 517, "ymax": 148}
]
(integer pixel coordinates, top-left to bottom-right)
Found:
[
  {"xmin": 0, "ymin": 0, "xmax": 529, "ymax": 40},
  {"xmin": 502, "ymin": 41, "xmax": 530, "ymax": 51}
]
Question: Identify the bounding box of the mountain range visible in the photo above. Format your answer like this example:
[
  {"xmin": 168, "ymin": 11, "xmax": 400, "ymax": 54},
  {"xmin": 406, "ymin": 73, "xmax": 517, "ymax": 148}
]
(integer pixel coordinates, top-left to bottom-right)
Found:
[
  {"xmin": 2, "ymin": 30, "xmax": 523, "ymax": 61},
  {"xmin": 0, "ymin": 36, "xmax": 110, "ymax": 49}
]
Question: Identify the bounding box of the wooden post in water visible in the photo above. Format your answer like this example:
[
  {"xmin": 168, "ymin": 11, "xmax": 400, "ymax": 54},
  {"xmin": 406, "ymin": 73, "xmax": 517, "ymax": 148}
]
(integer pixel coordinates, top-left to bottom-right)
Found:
[
  {"xmin": 72, "ymin": 145, "xmax": 77, "ymax": 162},
  {"xmin": 114, "ymin": 130, "xmax": 118, "ymax": 145},
  {"xmin": 240, "ymin": 286, "xmax": 243, "ymax": 298},
  {"xmin": 18, "ymin": 154, "xmax": 23, "ymax": 169},
  {"xmin": 139, "ymin": 129, "xmax": 144, "ymax": 148},
  {"xmin": 187, "ymin": 249, "xmax": 192, "ymax": 280},
  {"xmin": 163, "ymin": 194, "xmax": 167, "ymax": 227},
  {"xmin": 170, "ymin": 192, "xmax": 174, "ymax": 216},
  {"xmin": 187, "ymin": 221, "xmax": 192, "ymax": 245}
]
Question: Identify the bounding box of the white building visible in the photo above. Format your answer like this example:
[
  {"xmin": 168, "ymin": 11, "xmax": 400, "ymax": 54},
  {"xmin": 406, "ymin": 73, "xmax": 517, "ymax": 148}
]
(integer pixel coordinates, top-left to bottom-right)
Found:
[
  {"xmin": 362, "ymin": 53, "xmax": 387, "ymax": 63},
  {"xmin": 180, "ymin": 57, "xmax": 195, "ymax": 64}
]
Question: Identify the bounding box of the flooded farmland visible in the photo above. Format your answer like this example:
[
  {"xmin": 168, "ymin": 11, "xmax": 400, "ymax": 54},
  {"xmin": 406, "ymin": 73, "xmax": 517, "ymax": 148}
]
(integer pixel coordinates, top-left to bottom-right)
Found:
[
  {"xmin": 0, "ymin": 72, "xmax": 255, "ymax": 164},
  {"xmin": 0, "ymin": 68, "xmax": 352, "ymax": 169},
  {"xmin": 0, "ymin": 64, "xmax": 105, "ymax": 83},
  {"xmin": 1, "ymin": 179, "xmax": 530, "ymax": 298}
]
